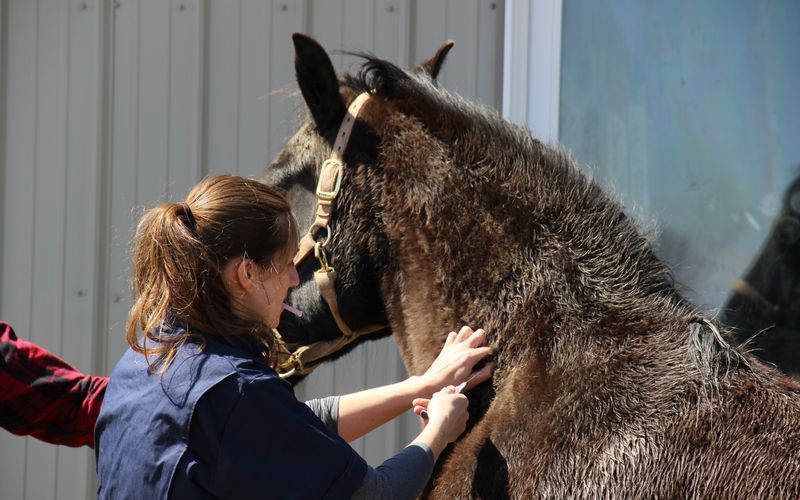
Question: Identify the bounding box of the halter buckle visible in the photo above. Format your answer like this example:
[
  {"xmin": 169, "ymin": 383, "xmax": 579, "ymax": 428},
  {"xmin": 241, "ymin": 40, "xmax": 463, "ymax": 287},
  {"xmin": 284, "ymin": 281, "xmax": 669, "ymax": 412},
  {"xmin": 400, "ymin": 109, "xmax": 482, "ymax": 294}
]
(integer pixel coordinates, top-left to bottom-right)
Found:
[{"xmin": 316, "ymin": 159, "xmax": 343, "ymax": 201}]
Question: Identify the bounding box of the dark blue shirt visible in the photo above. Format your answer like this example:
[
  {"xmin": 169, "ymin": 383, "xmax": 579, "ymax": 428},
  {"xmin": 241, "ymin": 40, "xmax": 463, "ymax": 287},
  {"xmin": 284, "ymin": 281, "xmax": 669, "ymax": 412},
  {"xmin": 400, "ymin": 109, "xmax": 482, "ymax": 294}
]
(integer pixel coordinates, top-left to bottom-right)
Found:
[{"xmin": 95, "ymin": 328, "xmax": 367, "ymax": 499}]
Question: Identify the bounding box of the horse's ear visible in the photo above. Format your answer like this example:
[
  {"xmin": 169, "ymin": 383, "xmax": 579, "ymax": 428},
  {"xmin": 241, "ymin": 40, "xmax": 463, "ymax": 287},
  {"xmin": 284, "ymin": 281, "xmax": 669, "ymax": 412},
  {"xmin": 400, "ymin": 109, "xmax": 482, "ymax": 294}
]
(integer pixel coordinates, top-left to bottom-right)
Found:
[
  {"xmin": 414, "ymin": 40, "xmax": 455, "ymax": 80},
  {"xmin": 292, "ymin": 33, "xmax": 346, "ymax": 131}
]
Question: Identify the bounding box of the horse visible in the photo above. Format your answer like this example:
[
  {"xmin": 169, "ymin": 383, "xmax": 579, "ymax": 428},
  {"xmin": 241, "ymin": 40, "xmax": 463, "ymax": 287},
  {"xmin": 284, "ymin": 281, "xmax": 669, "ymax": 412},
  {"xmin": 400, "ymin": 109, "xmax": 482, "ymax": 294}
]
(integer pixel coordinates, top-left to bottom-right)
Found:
[
  {"xmin": 721, "ymin": 173, "xmax": 800, "ymax": 379},
  {"xmin": 262, "ymin": 34, "xmax": 800, "ymax": 498}
]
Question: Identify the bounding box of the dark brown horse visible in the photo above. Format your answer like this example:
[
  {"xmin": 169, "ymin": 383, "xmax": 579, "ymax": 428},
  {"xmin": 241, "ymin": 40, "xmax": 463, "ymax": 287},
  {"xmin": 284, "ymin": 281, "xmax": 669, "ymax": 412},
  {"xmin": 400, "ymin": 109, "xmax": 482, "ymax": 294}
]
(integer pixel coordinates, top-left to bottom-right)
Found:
[
  {"xmin": 721, "ymin": 173, "xmax": 800, "ymax": 379},
  {"xmin": 263, "ymin": 34, "xmax": 800, "ymax": 498}
]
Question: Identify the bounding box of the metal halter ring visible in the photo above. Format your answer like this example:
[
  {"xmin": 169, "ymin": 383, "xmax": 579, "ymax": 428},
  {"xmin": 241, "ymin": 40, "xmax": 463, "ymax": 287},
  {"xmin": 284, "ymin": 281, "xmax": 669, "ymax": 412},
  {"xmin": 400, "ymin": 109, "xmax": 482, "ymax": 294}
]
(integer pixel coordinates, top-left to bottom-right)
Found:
[{"xmin": 315, "ymin": 225, "xmax": 332, "ymax": 247}]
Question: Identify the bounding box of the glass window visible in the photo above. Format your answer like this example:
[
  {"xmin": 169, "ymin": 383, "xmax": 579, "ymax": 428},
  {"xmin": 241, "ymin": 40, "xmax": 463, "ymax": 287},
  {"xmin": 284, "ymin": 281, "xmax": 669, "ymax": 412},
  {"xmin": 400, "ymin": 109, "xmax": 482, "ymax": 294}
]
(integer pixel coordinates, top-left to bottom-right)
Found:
[{"xmin": 559, "ymin": 0, "xmax": 800, "ymax": 373}]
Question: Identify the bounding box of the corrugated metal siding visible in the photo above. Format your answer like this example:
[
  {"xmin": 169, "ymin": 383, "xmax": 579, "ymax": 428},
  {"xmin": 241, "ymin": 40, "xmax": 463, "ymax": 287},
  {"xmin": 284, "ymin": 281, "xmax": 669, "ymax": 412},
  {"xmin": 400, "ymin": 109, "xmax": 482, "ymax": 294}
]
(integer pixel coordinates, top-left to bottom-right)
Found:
[
  {"xmin": 1, "ymin": 1, "xmax": 101, "ymax": 499},
  {"xmin": 0, "ymin": 1, "xmax": 503, "ymax": 497}
]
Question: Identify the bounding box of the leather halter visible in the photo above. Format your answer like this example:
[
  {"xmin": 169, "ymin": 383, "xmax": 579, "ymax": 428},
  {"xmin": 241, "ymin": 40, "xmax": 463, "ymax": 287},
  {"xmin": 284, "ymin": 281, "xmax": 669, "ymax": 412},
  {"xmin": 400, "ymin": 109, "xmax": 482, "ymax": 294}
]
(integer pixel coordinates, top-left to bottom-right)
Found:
[{"xmin": 277, "ymin": 92, "xmax": 388, "ymax": 378}]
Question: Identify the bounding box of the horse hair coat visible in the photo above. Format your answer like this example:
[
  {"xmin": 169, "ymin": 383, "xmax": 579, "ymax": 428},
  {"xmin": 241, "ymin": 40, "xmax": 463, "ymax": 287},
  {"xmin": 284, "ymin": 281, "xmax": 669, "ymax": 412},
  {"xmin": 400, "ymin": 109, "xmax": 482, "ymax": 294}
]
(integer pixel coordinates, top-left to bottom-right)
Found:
[{"xmin": 263, "ymin": 34, "xmax": 800, "ymax": 498}]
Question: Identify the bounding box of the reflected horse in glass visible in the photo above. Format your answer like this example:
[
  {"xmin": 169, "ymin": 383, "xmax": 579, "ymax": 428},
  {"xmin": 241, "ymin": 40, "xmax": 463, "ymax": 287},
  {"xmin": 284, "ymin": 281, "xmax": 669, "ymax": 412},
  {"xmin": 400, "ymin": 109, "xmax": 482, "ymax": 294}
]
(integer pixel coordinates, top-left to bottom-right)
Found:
[{"xmin": 722, "ymin": 173, "xmax": 800, "ymax": 378}]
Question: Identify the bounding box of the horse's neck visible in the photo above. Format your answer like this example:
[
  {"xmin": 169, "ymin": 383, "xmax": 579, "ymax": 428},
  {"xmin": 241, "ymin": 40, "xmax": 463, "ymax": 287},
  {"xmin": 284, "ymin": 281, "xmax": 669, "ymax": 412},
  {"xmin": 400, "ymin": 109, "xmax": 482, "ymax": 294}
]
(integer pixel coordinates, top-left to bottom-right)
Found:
[{"xmin": 381, "ymin": 252, "xmax": 460, "ymax": 375}]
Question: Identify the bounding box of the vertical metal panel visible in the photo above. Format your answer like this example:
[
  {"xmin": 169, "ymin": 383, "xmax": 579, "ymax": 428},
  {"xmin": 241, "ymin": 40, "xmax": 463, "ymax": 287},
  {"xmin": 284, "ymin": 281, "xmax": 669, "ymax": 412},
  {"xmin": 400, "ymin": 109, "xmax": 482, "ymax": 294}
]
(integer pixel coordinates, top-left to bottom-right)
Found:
[
  {"xmin": 343, "ymin": 0, "xmax": 374, "ymax": 53},
  {"xmin": 205, "ymin": 0, "xmax": 304, "ymax": 177},
  {"xmin": 362, "ymin": 338, "xmax": 416, "ymax": 465},
  {"xmin": 309, "ymin": 0, "xmax": 345, "ymax": 68},
  {"xmin": 0, "ymin": 0, "xmax": 100, "ymax": 498},
  {"xmin": 1, "ymin": 1, "xmax": 37, "ymax": 495},
  {"xmin": 167, "ymin": 0, "xmax": 203, "ymax": 198},
  {"xmin": 106, "ymin": 0, "xmax": 142, "ymax": 367},
  {"xmin": 413, "ymin": 0, "xmax": 502, "ymax": 106},
  {"xmin": 105, "ymin": 0, "xmax": 204, "ymax": 367},
  {"xmin": 57, "ymin": 2, "xmax": 102, "ymax": 498},
  {"xmin": 27, "ymin": 1, "xmax": 70, "ymax": 497},
  {"xmin": 413, "ymin": 0, "xmax": 448, "ymax": 75},
  {"xmin": 1, "ymin": 0, "xmax": 37, "ymax": 362},
  {"xmin": 443, "ymin": 0, "xmax": 480, "ymax": 98},
  {"xmin": 236, "ymin": 0, "xmax": 272, "ymax": 177},
  {"xmin": 336, "ymin": 349, "xmax": 368, "ymax": 456},
  {"xmin": 267, "ymin": 1, "xmax": 305, "ymax": 163},
  {"xmin": 206, "ymin": 0, "xmax": 242, "ymax": 174},
  {"xmin": 373, "ymin": 0, "xmax": 410, "ymax": 65},
  {"xmin": 136, "ymin": 0, "xmax": 170, "ymax": 204}
]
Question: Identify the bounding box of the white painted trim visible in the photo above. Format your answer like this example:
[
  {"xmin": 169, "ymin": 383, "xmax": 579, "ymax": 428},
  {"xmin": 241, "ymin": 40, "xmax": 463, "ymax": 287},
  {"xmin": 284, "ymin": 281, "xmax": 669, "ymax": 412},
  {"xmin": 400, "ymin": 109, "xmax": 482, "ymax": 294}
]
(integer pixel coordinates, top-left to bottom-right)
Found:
[{"xmin": 502, "ymin": 0, "xmax": 562, "ymax": 144}]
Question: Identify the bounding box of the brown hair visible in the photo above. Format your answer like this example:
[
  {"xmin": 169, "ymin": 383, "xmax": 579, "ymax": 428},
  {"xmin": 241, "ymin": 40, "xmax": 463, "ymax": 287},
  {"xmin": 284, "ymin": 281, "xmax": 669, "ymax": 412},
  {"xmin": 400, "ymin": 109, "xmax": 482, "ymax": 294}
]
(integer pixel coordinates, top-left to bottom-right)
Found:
[{"xmin": 126, "ymin": 174, "xmax": 297, "ymax": 372}]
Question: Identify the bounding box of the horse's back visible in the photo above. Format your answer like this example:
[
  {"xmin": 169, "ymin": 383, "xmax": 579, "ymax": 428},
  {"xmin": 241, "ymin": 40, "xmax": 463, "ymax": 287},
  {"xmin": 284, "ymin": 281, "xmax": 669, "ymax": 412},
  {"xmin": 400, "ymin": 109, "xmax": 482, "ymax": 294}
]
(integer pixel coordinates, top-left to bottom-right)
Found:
[{"xmin": 427, "ymin": 355, "xmax": 800, "ymax": 498}]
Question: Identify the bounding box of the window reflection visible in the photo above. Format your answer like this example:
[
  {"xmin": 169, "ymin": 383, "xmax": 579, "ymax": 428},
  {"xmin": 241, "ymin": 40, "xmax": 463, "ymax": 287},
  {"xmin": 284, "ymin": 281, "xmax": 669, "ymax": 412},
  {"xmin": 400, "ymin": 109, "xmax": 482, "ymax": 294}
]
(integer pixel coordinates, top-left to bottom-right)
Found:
[
  {"xmin": 559, "ymin": 0, "xmax": 800, "ymax": 376},
  {"xmin": 721, "ymin": 172, "xmax": 800, "ymax": 378}
]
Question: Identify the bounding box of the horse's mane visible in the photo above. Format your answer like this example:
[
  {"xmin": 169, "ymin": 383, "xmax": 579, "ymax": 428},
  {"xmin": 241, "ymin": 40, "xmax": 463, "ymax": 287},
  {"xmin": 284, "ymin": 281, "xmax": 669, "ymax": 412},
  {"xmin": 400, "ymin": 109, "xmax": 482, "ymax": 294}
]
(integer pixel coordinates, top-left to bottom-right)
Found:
[
  {"xmin": 346, "ymin": 57, "xmax": 677, "ymax": 303},
  {"xmin": 336, "ymin": 55, "xmax": 765, "ymax": 385}
]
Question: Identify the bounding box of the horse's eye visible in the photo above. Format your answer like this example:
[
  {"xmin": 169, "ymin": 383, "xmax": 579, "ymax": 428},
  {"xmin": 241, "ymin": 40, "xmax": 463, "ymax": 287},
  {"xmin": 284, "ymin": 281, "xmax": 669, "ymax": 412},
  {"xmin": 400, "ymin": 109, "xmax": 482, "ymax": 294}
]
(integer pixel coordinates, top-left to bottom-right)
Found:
[
  {"xmin": 776, "ymin": 216, "xmax": 800, "ymax": 245},
  {"xmin": 790, "ymin": 192, "xmax": 800, "ymax": 214}
]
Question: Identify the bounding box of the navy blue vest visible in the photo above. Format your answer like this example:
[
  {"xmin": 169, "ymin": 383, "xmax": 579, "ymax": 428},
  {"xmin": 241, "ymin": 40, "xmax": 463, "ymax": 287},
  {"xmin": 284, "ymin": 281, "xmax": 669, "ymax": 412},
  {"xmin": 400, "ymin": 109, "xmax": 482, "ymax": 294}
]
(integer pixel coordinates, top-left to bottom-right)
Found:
[{"xmin": 95, "ymin": 329, "xmax": 366, "ymax": 499}]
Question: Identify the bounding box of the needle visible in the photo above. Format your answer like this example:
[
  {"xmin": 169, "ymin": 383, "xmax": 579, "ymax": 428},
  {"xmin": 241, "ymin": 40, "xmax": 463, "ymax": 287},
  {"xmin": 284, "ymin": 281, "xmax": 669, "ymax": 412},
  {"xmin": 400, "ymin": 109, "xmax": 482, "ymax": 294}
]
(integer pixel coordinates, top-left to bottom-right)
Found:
[
  {"xmin": 420, "ymin": 371, "xmax": 482, "ymax": 420},
  {"xmin": 455, "ymin": 371, "xmax": 482, "ymax": 393}
]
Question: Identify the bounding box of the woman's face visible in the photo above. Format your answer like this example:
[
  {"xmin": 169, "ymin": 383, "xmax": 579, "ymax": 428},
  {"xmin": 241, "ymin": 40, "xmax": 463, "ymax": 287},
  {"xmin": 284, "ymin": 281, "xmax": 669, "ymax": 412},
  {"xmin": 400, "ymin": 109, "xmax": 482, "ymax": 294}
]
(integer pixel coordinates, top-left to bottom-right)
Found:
[{"xmin": 231, "ymin": 245, "xmax": 300, "ymax": 328}]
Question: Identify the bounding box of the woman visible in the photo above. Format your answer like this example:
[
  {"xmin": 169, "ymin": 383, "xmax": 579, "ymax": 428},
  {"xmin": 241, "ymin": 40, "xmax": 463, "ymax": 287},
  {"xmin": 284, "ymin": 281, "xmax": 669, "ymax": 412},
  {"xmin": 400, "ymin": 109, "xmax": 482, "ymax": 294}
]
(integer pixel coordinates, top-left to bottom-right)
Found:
[{"xmin": 95, "ymin": 174, "xmax": 494, "ymax": 499}]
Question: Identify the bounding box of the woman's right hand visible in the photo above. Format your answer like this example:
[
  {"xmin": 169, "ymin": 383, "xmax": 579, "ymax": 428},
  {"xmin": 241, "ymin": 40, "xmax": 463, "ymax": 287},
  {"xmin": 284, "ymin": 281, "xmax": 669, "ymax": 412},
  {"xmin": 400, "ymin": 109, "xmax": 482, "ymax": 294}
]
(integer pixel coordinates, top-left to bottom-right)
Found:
[{"xmin": 413, "ymin": 386, "xmax": 469, "ymax": 457}]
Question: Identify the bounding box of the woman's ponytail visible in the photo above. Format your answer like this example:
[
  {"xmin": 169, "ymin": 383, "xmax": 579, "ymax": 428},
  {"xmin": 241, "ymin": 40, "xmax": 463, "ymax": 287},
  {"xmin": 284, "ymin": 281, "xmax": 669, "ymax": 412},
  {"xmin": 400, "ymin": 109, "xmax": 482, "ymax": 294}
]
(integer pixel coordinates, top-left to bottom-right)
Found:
[
  {"xmin": 126, "ymin": 202, "xmax": 206, "ymax": 371},
  {"xmin": 125, "ymin": 175, "xmax": 297, "ymax": 373}
]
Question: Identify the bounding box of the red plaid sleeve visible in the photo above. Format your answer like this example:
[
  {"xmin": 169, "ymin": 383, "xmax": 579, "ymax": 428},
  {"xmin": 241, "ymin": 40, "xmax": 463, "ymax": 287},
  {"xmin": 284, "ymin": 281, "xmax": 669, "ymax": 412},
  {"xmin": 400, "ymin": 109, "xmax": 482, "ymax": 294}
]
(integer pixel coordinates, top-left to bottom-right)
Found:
[{"xmin": 0, "ymin": 321, "xmax": 108, "ymax": 448}]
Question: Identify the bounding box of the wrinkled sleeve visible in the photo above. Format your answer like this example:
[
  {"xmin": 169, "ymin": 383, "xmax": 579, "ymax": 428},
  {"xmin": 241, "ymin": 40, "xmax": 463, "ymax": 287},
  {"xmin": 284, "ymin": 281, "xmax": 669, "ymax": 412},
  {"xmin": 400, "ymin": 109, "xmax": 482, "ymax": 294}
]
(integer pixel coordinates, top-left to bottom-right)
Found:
[
  {"xmin": 0, "ymin": 321, "xmax": 108, "ymax": 448},
  {"xmin": 304, "ymin": 396, "xmax": 340, "ymax": 435},
  {"xmin": 201, "ymin": 375, "xmax": 366, "ymax": 499},
  {"xmin": 351, "ymin": 442, "xmax": 435, "ymax": 500}
]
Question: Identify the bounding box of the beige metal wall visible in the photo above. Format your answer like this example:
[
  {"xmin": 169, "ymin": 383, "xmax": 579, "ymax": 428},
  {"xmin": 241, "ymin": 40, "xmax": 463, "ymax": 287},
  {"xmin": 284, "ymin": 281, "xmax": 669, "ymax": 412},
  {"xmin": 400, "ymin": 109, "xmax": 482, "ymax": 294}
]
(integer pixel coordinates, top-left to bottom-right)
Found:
[{"xmin": 0, "ymin": 1, "xmax": 503, "ymax": 498}]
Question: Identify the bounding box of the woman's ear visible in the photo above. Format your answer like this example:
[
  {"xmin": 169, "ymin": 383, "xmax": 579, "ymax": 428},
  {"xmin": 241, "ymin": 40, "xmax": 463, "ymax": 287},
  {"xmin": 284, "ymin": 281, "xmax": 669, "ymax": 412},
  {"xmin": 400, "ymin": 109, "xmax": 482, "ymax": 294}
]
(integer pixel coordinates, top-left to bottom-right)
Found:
[
  {"xmin": 235, "ymin": 258, "xmax": 255, "ymax": 290},
  {"xmin": 222, "ymin": 256, "xmax": 251, "ymax": 295}
]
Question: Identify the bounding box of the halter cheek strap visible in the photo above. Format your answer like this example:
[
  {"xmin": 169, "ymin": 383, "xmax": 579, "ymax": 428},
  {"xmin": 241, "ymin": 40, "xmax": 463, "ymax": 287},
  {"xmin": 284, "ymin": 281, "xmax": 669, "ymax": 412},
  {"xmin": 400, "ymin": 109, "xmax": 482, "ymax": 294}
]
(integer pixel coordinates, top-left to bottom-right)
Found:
[
  {"xmin": 293, "ymin": 92, "xmax": 370, "ymax": 268},
  {"xmin": 277, "ymin": 92, "xmax": 388, "ymax": 379}
]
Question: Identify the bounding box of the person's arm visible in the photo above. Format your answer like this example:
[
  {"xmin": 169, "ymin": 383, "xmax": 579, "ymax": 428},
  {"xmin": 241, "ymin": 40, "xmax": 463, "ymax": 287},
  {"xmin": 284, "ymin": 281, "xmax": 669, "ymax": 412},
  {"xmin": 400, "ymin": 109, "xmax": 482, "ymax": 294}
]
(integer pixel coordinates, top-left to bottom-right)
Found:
[
  {"xmin": 337, "ymin": 326, "xmax": 494, "ymax": 442},
  {"xmin": 304, "ymin": 391, "xmax": 467, "ymax": 499},
  {"xmin": 304, "ymin": 395, "xmax": 339, "ymax": 435},
  {"xmin": 0, "ymin": 321, "xmax": 108, "ymax": 447},
  {"xmin": 351, "ymin": 442, "xmax": 435, "ymax": 500},
  {"xmin": 351, "ymin": 386, "xmax": 469, "ymax": 499}
]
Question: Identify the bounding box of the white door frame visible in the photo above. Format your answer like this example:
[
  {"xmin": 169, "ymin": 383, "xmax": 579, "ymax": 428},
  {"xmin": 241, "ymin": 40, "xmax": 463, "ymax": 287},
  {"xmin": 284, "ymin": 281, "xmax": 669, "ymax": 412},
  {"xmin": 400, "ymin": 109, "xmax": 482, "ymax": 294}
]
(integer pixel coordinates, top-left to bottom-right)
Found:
[{"xmin": 502, "ymin": 0, "xmax": 562, "ymax": 144}]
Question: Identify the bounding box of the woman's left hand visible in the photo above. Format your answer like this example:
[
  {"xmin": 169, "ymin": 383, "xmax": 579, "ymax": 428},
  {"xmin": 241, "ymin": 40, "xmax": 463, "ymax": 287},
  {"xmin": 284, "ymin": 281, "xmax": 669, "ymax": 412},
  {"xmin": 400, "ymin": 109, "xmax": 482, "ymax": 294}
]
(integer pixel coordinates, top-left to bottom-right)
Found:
[{"xmin": 418, "ymin": 326, "xmax": 495, "ymax": 395}]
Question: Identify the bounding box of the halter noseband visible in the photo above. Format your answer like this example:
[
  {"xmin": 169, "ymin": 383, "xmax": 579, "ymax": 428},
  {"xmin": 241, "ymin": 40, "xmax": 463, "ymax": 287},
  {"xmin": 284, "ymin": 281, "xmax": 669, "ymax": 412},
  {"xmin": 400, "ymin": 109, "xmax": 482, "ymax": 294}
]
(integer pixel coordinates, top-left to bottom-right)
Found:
[{"xmin": 277, "ymin": 92, "xmax": 388, "ymax": 378}]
